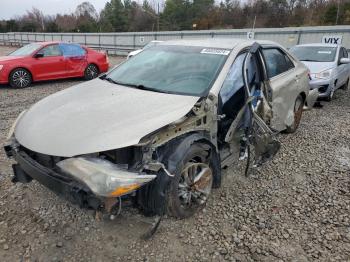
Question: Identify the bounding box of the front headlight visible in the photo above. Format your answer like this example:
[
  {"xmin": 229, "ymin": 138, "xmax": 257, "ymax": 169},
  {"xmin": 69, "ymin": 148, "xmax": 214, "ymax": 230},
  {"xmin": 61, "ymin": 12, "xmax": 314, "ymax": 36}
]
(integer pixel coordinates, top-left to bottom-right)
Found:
[
  {"xmin": 313, "ymin": 68, "xmax": 333, "ymax": 79},
  {"xmin": 57, "ymin": 157, "xmax": 156, "ymax": 197}
]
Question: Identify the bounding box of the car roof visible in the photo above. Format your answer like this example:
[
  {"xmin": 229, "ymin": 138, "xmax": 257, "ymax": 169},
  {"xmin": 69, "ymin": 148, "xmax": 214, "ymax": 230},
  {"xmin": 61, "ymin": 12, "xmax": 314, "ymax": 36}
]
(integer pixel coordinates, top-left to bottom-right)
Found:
[
  {"xmin": 32, "ymin": 41, "xmax": 84, "ymax": 46},
  {"xmin": 159, "ymin": 38, "xmax": 277, "ymax": 49},
  {"xmin": 294, "ymin": 43, "xmax": 339, "ymax": 48},
  {"xmin": 33, "ymin": 41, "xmax": 60, "ymax": 46}
]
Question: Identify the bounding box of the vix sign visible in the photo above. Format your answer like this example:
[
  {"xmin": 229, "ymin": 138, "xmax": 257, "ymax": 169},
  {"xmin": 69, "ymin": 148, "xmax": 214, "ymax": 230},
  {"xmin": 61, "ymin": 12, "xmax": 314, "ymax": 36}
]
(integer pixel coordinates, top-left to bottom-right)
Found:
[{"xmin": 322, "ymin": 35, "xmax": 343, "ymax": 45}]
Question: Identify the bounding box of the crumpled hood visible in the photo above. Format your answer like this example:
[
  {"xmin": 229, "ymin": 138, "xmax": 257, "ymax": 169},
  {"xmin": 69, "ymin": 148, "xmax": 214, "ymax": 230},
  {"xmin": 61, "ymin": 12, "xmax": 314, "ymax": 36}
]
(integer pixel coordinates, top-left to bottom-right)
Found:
[
  {"xmin": 15, "ymin": 78, "xmax": 199, "ymax": 157},
  {"xmin": 0, "ymin": 56, "xmax": 24, "ymax": 63},
  {"xmin": 301, "ymin": 61, "xmax": 335, "ymax": 74}
]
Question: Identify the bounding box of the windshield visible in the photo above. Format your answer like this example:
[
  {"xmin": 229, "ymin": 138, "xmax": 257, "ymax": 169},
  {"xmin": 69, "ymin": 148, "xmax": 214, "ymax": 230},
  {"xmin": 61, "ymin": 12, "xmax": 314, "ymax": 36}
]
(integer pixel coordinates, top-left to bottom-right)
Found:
[
  {"xmin": 8, "ymin": 43, "xmax": 42, "ymax": 56},
  {"xmin": 290, "ymin": 46, "xmax": 337, "ymax": 62},
  {"xmin": 105, "ymin": 45, "xmax": 229, "ymax": 96}
]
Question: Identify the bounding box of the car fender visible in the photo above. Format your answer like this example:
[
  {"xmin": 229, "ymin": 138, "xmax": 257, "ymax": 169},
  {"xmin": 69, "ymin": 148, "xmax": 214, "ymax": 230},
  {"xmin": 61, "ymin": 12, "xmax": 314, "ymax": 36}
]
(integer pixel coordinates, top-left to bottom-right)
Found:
[{"xmin": 7, "ymin": 65, "xmax": 34, "ymax": 81}]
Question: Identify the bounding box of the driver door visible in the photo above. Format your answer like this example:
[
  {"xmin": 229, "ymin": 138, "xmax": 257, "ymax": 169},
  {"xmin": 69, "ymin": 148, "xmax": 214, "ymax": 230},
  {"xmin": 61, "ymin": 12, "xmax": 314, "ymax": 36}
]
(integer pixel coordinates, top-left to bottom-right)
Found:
[
  {"xmin": 32, "ymin": 44, "xmax": 66, "ymax": 80},
  {"xmin": 219, "ymin": 46, "xmax": 276, "ymax": 167}
]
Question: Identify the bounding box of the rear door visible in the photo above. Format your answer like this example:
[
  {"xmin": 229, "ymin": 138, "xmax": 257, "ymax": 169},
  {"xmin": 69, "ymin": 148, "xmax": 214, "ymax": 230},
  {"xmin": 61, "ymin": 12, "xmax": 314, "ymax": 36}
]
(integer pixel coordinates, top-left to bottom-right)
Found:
[
  {"xmin": 262, "ymin": 47, "xmax": 300, "ymax": 131},
  {"xmin": 59, "ymin": 43, "xmax": 88, "ymax": 77},
  {"xmin": 32, "ymin": 44, "xmax": 66, "ymax": 80}
]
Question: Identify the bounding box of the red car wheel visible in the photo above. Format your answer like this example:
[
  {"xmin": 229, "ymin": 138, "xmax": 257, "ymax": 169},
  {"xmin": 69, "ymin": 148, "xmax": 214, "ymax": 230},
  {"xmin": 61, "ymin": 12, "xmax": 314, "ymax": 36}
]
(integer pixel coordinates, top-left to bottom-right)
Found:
[
  {"xmin": 9, "ymin": 68, "xmax": 32, "ymax": 88},
  {"xmin": 84, "ymin": 64, "xmax": 99, "ymax": 80}
]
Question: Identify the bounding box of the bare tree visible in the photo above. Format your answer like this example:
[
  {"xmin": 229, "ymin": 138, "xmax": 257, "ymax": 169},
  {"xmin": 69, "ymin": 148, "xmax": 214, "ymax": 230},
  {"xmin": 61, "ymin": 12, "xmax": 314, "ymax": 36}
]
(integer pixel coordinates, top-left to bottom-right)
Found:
[{"xmin": 75, "ymin": 1, "xmax": 99, "ymax": 21}]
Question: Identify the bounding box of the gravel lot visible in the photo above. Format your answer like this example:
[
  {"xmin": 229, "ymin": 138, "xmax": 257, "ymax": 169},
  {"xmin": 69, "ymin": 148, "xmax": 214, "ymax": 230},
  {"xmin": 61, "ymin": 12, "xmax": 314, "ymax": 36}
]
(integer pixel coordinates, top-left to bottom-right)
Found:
[{"xmin": 1, "ymin": 45, "xmax": 350, "ymax": 261}]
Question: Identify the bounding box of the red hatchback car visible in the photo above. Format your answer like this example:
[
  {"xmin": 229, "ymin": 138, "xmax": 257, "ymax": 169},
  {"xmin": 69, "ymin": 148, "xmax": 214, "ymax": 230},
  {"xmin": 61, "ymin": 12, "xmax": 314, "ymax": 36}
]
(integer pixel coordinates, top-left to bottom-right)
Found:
[{"xmin": 0, "ymin": 41, "xmax": 109, "ymax": 88}]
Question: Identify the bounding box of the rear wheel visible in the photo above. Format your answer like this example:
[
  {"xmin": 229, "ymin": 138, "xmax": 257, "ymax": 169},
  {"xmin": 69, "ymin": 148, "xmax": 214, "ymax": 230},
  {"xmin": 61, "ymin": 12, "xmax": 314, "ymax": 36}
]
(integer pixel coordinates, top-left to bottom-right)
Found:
[
  {"xmin": 9, "ymin": 68, "xmax": 32, "ymax": 88},
  {"xmin": 84, "ymin": 64, "xmax": 99, "ymax": 80},
  {"xmin": 167, "ymin": 143, "xmax": 214, "ymax": 219},
  {"xmin": 285, "ymin": 94, "xmax": 304, "ymax": 133}
]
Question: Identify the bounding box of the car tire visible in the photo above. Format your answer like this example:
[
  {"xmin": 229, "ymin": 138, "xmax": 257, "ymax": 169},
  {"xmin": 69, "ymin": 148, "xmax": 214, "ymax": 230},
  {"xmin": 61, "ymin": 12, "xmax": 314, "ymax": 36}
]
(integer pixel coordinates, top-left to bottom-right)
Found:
[
  {"xmin": 9, "ymin": 68, "xmax": 32, "ymax": 88},
  {"xmin": 325, "ymin": 86, "xmax": 335, "ymax": 102},
  {"xmin": 84, "ymin": 64, "xmax": 99, "ymax": 80},
  {"xmin": 341, "ymin": 78, "xmax": 349, "ymax": 91},
  {"xmin": 285, "ymin": 94, "xmax": 304, "ymax": 133},
  {"xmin": 167, "ymin": 143, "xmax": 216, "ymax": 219}
]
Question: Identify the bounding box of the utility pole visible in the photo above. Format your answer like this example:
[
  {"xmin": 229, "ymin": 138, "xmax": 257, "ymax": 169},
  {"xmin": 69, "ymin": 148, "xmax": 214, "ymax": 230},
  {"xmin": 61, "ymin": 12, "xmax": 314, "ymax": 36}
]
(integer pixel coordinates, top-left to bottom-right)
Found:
[
  {"xmin": 157, "ymin": 3, "xmax": 160, "ymax": 32},
  {"xmin": 336, "ymin": 0, "xmax": 340, "ymax": 25},
  {"xmin": 252, "ymin": 15, "xmax": 256, "ymax": 31}
]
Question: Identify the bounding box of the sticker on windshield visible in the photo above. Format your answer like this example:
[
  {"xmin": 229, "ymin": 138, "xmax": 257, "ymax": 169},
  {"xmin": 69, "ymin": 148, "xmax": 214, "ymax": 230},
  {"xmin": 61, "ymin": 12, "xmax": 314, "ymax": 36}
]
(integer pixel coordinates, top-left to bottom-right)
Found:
[
  {"xmin": 201, "ymin": 49, "xmax": 230, "ymax": 56},
  {"xmin": 318, "ymin": 51, "xmax": 332, "ymax": 54}
]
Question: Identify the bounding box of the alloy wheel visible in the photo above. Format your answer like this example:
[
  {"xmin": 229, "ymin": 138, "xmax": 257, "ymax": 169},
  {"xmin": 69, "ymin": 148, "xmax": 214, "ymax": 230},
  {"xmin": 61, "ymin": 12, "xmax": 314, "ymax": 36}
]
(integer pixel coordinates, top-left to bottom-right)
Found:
[
  {"xmin": 12, "ymin": 70, "xmax": 31, "ymax": 88},
  {"xmin": 86, "ymin": 65, "xmax": 98, "ymax": 80},
  {"xmin": 178, "ymin": 162, "xmax": 213, "ymax": 209}
]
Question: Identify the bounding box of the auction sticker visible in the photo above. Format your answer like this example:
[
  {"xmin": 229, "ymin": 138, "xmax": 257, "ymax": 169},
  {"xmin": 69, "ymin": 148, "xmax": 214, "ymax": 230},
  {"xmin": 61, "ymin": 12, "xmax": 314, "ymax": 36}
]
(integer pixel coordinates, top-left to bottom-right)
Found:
[{"xmin": 201, "ymin": 49, "xmax": 230, "ymax": 55}]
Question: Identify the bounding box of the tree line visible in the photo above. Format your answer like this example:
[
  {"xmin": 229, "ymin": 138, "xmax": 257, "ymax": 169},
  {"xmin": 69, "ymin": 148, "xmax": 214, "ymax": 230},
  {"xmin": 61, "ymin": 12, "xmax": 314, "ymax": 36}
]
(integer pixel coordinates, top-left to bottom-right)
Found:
[{"xmin": 0, "ymin": 0, "xmax": 349, "ymax": 33}]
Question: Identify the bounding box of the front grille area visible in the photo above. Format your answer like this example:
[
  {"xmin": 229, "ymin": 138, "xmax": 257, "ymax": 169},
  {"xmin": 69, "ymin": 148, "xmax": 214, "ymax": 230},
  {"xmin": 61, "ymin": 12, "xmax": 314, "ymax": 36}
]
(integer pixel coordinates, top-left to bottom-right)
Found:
[
  {"xmin": 100, "ymin": 146, "xmax": 143, "ymax": 169},
  {"xmin": 20, "ymin": 146, "xmax": 65, "ymax": 169},
  {"xmin": 319, "ymin": 84, "xmax": 329, "ymax": 93},
  {"xmin": 20, "ymin": 145, "xmax": 143, "ymax": 170}
]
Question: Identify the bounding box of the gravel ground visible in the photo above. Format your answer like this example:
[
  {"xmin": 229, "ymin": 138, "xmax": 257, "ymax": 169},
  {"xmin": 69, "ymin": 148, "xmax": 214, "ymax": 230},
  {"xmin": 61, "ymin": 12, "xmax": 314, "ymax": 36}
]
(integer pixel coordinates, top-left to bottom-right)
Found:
[{"xmin": 1, "ymin": 45, "xmax": 350, "ymax": 261}]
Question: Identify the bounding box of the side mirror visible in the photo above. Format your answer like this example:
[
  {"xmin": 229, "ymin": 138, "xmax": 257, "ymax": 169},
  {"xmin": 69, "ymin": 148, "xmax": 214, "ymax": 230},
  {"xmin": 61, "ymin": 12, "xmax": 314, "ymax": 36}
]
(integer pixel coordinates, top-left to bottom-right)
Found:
[
  {"xmin": 34, "ymin": 53, "xmax": 44, "ymax": 58},
  {"xmin": 340, "ymin": 58, "xmax": 350, "ymax": 64}
]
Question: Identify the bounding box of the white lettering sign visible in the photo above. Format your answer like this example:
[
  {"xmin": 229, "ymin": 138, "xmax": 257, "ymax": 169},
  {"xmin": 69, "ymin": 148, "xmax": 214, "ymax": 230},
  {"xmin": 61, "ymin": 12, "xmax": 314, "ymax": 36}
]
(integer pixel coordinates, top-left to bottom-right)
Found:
[
  {"xmin": 140, "ymin": 36, "xmax": 145, "ymax": 43},
  {"xmin": 322, "ymin": 35, "xmax": 342, "ymax": 45}
]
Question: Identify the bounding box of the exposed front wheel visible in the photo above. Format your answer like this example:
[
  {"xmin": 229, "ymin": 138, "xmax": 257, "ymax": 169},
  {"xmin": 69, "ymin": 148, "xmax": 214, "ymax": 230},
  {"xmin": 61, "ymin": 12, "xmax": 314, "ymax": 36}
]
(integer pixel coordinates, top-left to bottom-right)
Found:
[
  {"xmin": 285, "ymin": 94, "xmax": 304, "ymax": 133},
  {"xmin": 84, "ymin": 64, "xmax": 99, "ymax": 80},
  {"xmin": 9, "ymin": 68, "xmax": 32, "ymax": 88},
  {"xmin": 167, "ymin": 143, "xmax": 215, "ymax": 219}
]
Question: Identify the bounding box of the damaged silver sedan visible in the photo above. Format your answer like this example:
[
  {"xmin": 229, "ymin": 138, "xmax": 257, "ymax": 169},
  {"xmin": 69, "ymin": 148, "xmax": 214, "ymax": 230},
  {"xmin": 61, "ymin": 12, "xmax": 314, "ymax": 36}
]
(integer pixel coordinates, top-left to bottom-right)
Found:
[{"xmin": 5, "ymin": 39, "xmax": 318, "ymax": 222}]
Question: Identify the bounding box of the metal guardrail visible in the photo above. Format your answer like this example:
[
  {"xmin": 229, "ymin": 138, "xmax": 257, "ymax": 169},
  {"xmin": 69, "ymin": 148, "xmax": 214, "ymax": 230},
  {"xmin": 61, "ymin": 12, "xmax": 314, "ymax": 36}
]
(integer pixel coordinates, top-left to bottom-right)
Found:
[{"xmin": 0, "ymin": 25, "xmax": 350, "ymax": 55}]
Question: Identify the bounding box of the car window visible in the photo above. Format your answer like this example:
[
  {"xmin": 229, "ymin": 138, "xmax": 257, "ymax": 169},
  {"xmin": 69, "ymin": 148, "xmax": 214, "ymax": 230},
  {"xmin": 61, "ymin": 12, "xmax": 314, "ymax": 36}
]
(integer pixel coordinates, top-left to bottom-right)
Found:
[
  {"xmin": 106, "ymin": 45, "xmax": 229, "ymax": 97},
  {"xmin": 290, "ymin": 46, "xmax": 337, "ymax": 62},
  {"xmin": 8, "ymin": 43, "xmax": 42, "ymax": 56},
  {"xmin": 59, "ymin": 43, "xmax": 86, "ymax": 57},
  {"xmin": 220, "ymin": 53, "xmax": 245, "ymax": 104},
  {"xmin": 262, "ymin": 48, "xmax": 294, "ymax": 78},
  {"xmin": 220, "ymin": 52, "xmax": 261, "ymax": 104},
  {"xmin": 40, "ymin": 45, "xmax": 62, "ymax": 57},
  {"xmin": 342, "ymin": 48, "xmax": 348, "ymax": 58}
]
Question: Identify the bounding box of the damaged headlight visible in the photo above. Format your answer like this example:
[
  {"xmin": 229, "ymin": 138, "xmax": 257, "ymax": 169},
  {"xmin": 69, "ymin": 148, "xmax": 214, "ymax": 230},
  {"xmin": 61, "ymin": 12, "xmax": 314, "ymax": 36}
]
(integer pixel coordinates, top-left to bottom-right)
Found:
[{"xmin": 57, "ymin": 157, "xmax": 156, "ymax": 197}]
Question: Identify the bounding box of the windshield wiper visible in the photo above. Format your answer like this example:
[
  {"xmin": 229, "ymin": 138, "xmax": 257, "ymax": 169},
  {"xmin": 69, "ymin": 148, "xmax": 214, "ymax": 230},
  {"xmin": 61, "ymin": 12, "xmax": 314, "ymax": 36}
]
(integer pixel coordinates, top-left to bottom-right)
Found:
[
  {"xmin": 128, "ymin": 84, "xmax": 166, "ymax": 94},
  {"xmin": 300, "ymin": 59, "xmax": 319, "ymax": 62},
  {"xmin": 102, "ymin": 77, "xmax": 169, "ymax": 94},
  {"xmin": 112, "ymin": 81, "xmax": 168, "ymax": 94},
  {"xmin": 103, "ymin": 76, "xmax": 119, "ymax": 85}
]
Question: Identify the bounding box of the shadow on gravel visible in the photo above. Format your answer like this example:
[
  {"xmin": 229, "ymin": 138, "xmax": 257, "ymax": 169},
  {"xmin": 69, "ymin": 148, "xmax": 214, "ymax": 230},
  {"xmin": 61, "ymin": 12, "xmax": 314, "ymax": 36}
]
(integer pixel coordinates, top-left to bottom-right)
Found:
[{"xmin": 0, "ymin": 78, "xmax": 84, "ymax": 90}]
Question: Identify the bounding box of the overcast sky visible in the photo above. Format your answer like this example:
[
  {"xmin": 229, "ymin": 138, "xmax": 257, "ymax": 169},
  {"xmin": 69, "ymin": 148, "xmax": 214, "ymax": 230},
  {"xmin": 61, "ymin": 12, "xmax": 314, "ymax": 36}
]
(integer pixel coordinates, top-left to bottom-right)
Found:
[{"xmin": 0, "ymin": 0, "xmax": 110, "ymax": 20}]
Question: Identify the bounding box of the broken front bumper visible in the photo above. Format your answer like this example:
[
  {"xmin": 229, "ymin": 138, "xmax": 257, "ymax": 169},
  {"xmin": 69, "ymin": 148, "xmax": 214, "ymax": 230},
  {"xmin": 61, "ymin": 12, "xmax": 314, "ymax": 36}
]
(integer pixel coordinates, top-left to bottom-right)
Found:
[
  {"xmin": 4, "ymin": 143, "xmax": 156, "ymax": 210},
  {"xmin": 6, "ymin": 147, "xmax": 102, "ymax": 209},
  {"xmin": 309, "ymin": 78, "xmax": 333, "ymax": 98}
]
